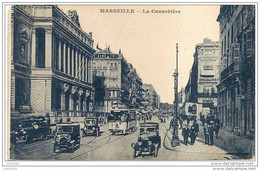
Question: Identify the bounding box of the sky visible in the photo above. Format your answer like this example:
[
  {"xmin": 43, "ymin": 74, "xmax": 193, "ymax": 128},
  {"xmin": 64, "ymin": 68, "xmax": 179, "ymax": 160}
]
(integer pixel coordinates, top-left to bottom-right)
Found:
[{"xmin": 59, "ymin": 5, "xmax": 220, "ymax": 104}]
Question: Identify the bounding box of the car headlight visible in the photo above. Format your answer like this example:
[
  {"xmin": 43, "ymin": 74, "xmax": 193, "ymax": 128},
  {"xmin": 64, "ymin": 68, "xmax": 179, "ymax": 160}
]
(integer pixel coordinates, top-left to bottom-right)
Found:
[
  {"xmin": 131, "ymin": 143, "xmax": 136, "ymax": 148},
  {"xmin": 137, "ymin": 142, "xmax": 142, "ymax": 146},
  {"xmin": 148, "ymin": 141, "xmax": 152, "ymax": 146}
]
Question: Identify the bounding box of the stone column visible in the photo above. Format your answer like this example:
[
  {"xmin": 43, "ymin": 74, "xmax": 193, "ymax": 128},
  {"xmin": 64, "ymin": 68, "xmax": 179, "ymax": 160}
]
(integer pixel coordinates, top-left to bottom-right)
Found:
[
  {"xmin": 61, "ymin": 92, "xmax": 66, "ymax": 110},
  {"xmin": 78, "ymin": 51, "xmax": 82, "ymax": 80},
  {"xmin": 75, "ymin": 49, "xmax": 78, "ymax": 79},
  {"xmin": 78, "ymin": 88, "xmax": 84, "ymax": 112},
  {"xmin": 86, "ymin": 90, "xmax": 90, "ymax": 112},
  {"xmin": 31, "ymin": 29, "xmax": 36, "ymax": 67},
  {"xmin": 61, "ymin": 83, "xmax": 69, "ymax": 110},
  {"xmin": 88, "ymin": 56, "xmax": 92, "ymax": 83},
  {"xmin": 63, "ymin": 41, "xmax": 66, "ymax": 73},
  {"xmin": 71, "ymin": 46, "xmax": 74, "ymax": 77},
  {"xmin": 85, "ymin": 57, "xmax": 87, "ymax": 82},
  {"xmin": 67, "ymin": 44, "xmax": 71, "ymax": 75},
  {"xmin": 70, "ymin": 86, "xmax": 77, "ymax": 116},
  {"xmin": 45, "ymin": 29, "xmax": 52, "ymax": 68},
  {"xmin": 82, "ymin": 55, "xmax": 85, "ymax": 81},
  {"xmin": 58, "ymin": 38, "xmax": 62, "ymax": 71},
  {"xmin": 83, "ymin": 101, "xmax": 86, "ymax": 112}
]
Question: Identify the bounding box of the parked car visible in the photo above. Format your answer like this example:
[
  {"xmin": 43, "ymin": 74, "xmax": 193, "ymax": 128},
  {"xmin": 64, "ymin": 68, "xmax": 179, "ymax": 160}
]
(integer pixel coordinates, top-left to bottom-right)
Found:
[
  {"xmin": 82, "ymin": 117, "xmax": 100, "ymax": 137},
  {"xmin": 16, "ymin": 116, "xmax": 51, "ymax": 142},
  {"xmin": 53, "ymin": 123, "xmax": 80, "ymax": 153},
  {"xmin": 131, "ymin": 122, "xmax": 161, "ymax": 158}
]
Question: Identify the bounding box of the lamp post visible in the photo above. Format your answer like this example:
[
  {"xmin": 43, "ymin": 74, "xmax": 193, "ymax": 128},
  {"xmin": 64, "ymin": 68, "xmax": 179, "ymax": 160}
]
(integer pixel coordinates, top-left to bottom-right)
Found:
[{"xmin": 171, "ymin": 43, "xmax": 180, "ymax": 147}]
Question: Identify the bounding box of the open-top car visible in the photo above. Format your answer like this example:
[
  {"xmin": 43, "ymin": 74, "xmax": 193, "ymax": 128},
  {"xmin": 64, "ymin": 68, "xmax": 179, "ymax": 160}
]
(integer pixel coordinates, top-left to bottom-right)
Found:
[
  {"xmin": 16, "ymin": 116, "xmax": 50, "ymax": 142},
  {"xmin": 53, "ymin": 123, "xmax": 80, "ymax": 153},
  {"xmin": 131, "ymin": 122, "xmax": 161, "ymax": 158},
  {"xmin": 82, "ymin": 117, "xmax": 100, "ymax": 137}
]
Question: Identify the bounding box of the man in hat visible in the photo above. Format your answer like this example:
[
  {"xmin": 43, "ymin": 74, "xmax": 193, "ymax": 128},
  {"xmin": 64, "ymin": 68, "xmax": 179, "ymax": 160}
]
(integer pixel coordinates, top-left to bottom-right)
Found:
[
  {"xmin": 182, "ymin": 125, "xmax": 189, "ymax": 145},
  {"xmin": 203, "ymin": 124, "xmax": 209, "ymax": 145}
]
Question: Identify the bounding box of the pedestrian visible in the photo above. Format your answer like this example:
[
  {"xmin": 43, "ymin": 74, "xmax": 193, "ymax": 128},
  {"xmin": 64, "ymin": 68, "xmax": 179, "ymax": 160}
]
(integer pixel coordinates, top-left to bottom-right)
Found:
[
  {"xmin": 179, "ymin": 118, "xmax": 183, "ymax": 129},
  {"xmin": 182, "ymin": 126, "xmax": 189, "ymax": 145},
  {"xmin": 189, "ymin": 126, "xmax": 196, "ymax": 145},
  {"xmin": 193, "ymin": 120, "xmax": 199, "ymax": 140},
  {"xmin": 201, "ymin": 115, "xmax": 205, "ymax": 126},
  {"xmin": 214, "ymin": 117, "xmax": 220, "ymax": 138},
  {"xmin": 187, "ymin": 116, "xmax": 190, "ymax": 125},
  {"xmin": 209, "ymin": 125, "xmax": 214, "ymax": 145},
  {"xmin": 206, "ymin": 115, "xmax": 210, "ymax": 125},
  {"xmin": 203, "ymin": 124, "xmax": 209, "ymax": 145}
]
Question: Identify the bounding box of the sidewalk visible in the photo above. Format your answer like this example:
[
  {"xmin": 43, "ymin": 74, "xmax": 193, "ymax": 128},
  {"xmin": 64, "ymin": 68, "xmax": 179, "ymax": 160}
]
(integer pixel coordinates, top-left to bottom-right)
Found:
[
  {"xmin": 164, "ymin": 126, "xmax": 235, "ymax": 160},
  {"xmin": 197, "ymin": 124, "xmax": 255, "ymax": 159}
]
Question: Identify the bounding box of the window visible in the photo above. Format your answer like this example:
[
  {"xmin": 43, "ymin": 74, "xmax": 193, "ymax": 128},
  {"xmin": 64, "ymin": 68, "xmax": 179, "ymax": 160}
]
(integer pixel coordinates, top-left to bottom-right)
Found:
[
  {"xmin": 36, "ymin": 28, "xmax": 45, "ymax": 68},
  {"xmin": 203, "ymin": 65, "xmax": 213, "ymax": 70}
]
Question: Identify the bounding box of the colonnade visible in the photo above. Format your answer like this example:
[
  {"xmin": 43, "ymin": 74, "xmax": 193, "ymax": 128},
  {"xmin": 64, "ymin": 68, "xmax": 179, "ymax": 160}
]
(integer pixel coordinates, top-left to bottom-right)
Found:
[{"xmin": 31, "ymin": 28, "xmax": 92, "ymax": 83}]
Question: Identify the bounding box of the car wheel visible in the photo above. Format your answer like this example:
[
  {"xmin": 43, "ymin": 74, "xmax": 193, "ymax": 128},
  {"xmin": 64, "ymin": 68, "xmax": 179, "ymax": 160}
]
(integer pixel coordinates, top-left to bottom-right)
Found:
[
  {"xmin": 42, "ymin": 134, "xmax": 47, "ymax": 140},
  {"xmin": 154, "ymin": 147, "xmax": 158, "ymax": 157},
  {"xmin": 133, "ymin": 148, "xmax": 137, "ymax": 158},
  {"xmin": 53, "ymin": 144, "xmax": 57, "ymax": 153},
  {"xmin": 26, "ymin": 135, "xmax": 33, "ymax": 143}
]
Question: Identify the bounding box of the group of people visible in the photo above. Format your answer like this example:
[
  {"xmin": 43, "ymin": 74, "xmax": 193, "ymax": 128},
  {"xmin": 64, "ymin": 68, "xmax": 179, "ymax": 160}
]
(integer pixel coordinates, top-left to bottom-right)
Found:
[
  {"xmin": 181, "ymin": 119, "xmax": 199, "ymax": 145},
  {"xmin": 179, "ymin": 114, "xmax": 221, "ymax": 146},
  {"xmin": 202, "ymin": 115, "xmax": 220, "ymax": 146}
]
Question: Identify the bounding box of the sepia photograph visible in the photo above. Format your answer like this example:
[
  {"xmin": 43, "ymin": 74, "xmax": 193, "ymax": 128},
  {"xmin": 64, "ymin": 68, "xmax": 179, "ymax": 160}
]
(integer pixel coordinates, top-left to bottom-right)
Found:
[{"xmin": 2, "ymin": 1, "xmax": 257, "ymax": 168}]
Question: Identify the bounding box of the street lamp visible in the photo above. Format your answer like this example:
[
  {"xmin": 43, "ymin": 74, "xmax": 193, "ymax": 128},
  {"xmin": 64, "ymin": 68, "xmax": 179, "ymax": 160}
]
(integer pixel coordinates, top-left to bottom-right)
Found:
[{"xmin": 171, "ymin": 43, "xmax": 180, "ymax": 147}]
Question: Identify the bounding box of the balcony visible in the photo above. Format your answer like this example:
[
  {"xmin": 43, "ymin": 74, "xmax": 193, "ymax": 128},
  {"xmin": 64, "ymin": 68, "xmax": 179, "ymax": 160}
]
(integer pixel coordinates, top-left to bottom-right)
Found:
[{"xmin": 221, "ymin": 61, "xmax": 240, "ymax": 81}]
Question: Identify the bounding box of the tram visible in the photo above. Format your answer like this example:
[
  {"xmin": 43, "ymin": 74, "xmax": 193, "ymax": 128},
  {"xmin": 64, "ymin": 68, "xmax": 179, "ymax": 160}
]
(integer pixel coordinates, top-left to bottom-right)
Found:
[{"xmin": 108, "ymin": 109, "xmax": 137, "ymax": 135}]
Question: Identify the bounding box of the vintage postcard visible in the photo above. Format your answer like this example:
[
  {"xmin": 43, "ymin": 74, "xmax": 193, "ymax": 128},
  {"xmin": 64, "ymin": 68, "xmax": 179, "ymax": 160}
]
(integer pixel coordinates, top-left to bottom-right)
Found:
[{"xmin": 3, "ymin": 2, "xmax": 257, "ymax": 167}]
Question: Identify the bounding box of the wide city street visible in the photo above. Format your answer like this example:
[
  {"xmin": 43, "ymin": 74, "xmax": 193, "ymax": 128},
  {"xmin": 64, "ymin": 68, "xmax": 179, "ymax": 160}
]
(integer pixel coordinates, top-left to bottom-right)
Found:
[{"xmin": 12, "ymin": 116, "xmax": 238, "ymax": 161}]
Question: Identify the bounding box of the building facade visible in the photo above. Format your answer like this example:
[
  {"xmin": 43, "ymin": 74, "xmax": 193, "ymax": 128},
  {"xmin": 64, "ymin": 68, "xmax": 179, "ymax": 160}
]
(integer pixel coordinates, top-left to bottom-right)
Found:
[
  {"xmin": 196, "ymin": 38, "xmax": 220, "ymax": 115},
  {"xmin": 180, "ymin": 38, "xmax": 219, "ymax": 118},
  {"xmin": 10, "ymin": 5, "xmax": 95, "ymax": 128},
  {"xmin": 93, "ymin": 46, "xmax": 143, "ymax": 114},
  {"xmin": 217, "ymin": 5, "xmax": 255, "ymax": 137},
  {"xmin": 141, "ymin": 84, "xmax": 160, "ymax": 114}
]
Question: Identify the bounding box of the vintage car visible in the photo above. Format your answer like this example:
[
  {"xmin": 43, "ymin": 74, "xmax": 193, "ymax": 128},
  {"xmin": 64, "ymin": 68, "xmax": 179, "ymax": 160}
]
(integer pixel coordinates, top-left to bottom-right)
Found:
[
  {"xmin": 82, "ymin": 117, "xmax": 100, "ymax": 137},
  {"xmin": 16, "ymin": 116, "xmax": 51, "ymax": 142},
  {"xmin": 53, "ymin": 123, "xmax": 80, "ymax": 153},
  {"xmin": 131, "ymin": 122, "xmax": 161, "ymax": 158}
]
